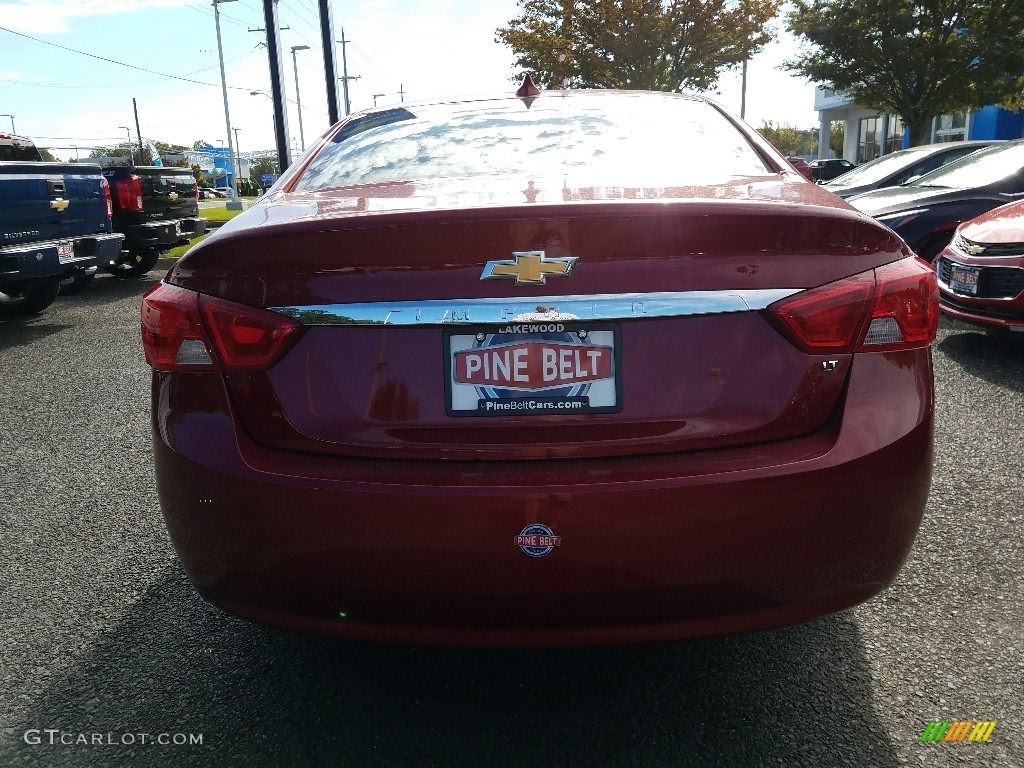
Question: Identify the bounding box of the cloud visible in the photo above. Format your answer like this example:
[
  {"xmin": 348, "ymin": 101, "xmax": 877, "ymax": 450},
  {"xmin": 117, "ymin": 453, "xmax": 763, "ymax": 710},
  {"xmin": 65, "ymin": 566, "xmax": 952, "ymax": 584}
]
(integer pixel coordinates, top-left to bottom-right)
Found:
[{"xmin": 0, "ymin": 0, "xmax": 193, "ymax": 34}]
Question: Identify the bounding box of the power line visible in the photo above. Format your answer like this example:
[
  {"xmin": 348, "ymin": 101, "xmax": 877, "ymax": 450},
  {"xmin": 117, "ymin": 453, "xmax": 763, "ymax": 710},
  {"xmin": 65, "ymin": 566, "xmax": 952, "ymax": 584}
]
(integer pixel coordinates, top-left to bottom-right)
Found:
[
  {"xmin": 0, "ymin": 25, "xmax": 262, "ymax": 94},
  {"xmin": 3, "ymin": 48, "xmax": 261, "ymax": 90}
]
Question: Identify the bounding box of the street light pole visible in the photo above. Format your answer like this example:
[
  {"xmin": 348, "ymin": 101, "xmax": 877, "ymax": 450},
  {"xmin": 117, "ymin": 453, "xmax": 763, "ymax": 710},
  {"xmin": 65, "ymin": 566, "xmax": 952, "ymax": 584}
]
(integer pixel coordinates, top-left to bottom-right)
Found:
[
  {"xmin": 290, "ymin": 44, "xmax": 310, "ymax": 150},
  {"xmin": 0, "ymin": 114, "xmax": 14, "ymax": 132},
  {"xmin": 373, "ymin": 93, "xmax": 385, "ymax": 108},
  {"xmin": 232, "ymin": 127, "xmax": 243, "ymax": 194},
  {"xmin": 119, "ymin": 126, "xmax": 134, "ymax": 164},
  {"xmin": 214, "ymin": 0, "xmax": 243, "ymax": 210}
]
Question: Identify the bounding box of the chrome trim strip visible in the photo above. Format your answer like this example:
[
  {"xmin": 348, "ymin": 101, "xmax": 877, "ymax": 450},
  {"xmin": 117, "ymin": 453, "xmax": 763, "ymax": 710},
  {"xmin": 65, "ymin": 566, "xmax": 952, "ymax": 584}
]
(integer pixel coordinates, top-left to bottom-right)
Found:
[{"xmin": 269, "ymin": 289, "xmax": 802, "ymax": 326}]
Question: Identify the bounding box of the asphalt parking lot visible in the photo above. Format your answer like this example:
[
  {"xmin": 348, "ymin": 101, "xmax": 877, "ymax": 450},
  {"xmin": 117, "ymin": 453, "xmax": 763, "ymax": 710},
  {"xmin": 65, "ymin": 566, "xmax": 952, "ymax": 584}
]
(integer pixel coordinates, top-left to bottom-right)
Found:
[{"xmin": 1, "ymin": 270, "xmax": 1021, "ymax": 768}]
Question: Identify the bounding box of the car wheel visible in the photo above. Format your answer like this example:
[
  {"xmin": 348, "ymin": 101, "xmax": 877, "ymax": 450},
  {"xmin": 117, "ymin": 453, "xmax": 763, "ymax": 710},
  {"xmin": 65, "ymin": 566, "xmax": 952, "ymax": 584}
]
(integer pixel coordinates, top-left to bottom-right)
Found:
[
  {"xmin": 107, "ymin": 248, "xmax": 160, "ymax": 278},
  {"xmin": 0, "ymin": 283, "xmax": 61, "ymax": 318},
  {"xmin": 58, "ymin": 271, "xmax": 96, "ymax": 295}
]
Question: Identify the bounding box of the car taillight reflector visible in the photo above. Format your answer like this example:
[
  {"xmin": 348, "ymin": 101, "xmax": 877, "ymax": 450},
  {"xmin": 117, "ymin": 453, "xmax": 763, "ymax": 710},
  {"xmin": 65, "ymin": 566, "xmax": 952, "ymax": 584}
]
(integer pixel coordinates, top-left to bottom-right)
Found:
[
  {"xmin": 863, "ymin": 257, "xmax": 939, "ymax": 349},
  {"xmin": 200, "ymin": 298, "xmax": 303, "ymax": 371},
  {"xmin": 141, "ymin": 283, "xmax": 304, "ymax": 372},
  {"xmin": 141, "ymin": 283, "xmax": 214, "ymax": 370},
  {"xmin": 100, "ymin": 177, "xmax": 112, "ymax": 219},
  {"xmin": 116, "ymin": 175, "xmax": 143, "ymax": 212},
  {"xmin": 767, "ymin": 257, "xmax": 938, "ymax": 353}
]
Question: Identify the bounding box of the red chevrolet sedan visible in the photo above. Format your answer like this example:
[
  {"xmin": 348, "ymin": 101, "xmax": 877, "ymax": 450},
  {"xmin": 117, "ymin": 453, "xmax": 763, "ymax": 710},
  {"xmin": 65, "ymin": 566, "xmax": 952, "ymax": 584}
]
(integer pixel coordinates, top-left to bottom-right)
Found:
[
  {"xmin": 142, "ymin": 87, "xmax": 937, "ymax": 646},
  {"xmin": 936, "ymin": 199, "xmax": 1024, "ymax": 335}
]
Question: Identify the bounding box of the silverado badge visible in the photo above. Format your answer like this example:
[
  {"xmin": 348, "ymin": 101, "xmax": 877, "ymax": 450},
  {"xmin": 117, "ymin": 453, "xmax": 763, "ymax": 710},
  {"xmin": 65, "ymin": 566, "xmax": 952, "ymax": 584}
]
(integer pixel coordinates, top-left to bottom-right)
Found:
[
  {"xmin": 168, "ymin": 191, "xmax": 179, "ymax": 201},
  {"xmin": 50, "ymin": 198, "xmax": 69, "ymax": 212},
  {"xmin": 481, "ymin": 251, "xmax": 578, "ymax": 285}
]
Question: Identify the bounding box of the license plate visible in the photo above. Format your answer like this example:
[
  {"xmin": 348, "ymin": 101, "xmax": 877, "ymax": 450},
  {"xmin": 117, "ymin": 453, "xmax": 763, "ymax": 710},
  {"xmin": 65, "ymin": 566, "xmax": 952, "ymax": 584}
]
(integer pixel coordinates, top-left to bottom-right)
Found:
[
  {"xmin": 949, "ymin": 263, "xmax": 980, "ymax": 295},
  {"xmin": 444, "ymin": 322, "xmax": 621, "ymax": 417},
  {"xmin": 56, "ymin": 241, "xmax": 74, "ymax": 263}
]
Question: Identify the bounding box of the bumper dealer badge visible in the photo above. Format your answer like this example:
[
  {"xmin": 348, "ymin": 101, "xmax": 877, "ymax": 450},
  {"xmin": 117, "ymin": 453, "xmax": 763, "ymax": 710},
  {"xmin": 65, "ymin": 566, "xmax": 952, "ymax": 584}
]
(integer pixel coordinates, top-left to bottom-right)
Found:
[{"xmin": 516, "ymin": 524, "xmax": 562, "ymax": 557}]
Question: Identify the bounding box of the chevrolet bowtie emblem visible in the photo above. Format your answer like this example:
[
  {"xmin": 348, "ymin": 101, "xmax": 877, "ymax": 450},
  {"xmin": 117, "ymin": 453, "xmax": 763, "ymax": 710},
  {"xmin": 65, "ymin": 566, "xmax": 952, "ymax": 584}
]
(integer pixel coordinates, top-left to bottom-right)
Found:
[
  {"xmin": 168, "ymin": 191, "xmax": 179, "ymax": 201},
  {"xmin": 50, "ymin": 198, "xmax": 69, "ymax": 212},
  {"xmin": 965, "ymin": 244, "xmax": 986, "ymax": 255},
  {"xmin": 481, "ymin": 251, "xmax": 578, "ymax": 285}
]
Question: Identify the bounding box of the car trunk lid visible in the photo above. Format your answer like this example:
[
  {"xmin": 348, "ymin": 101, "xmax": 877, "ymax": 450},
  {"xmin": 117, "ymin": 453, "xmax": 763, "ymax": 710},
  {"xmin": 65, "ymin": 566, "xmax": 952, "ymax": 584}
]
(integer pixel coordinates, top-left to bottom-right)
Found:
[{"xmin": 169, "ymin": 183, "xmax": 906, "ymax": 460}]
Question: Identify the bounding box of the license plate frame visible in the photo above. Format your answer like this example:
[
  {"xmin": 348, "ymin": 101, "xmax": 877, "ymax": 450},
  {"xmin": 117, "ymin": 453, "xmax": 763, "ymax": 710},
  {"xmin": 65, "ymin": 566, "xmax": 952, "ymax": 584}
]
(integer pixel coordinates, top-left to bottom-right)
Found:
[
  {"xmin": 56, "ymin": 240, "xmax": 74, "ymax": 264},
  {"xmin": 444, "ymin": 322, "xmax": 623, "ymax": 417},
  {"xmin": 948, "ymin": 263, "xmax": 981, "ymax": 295}
]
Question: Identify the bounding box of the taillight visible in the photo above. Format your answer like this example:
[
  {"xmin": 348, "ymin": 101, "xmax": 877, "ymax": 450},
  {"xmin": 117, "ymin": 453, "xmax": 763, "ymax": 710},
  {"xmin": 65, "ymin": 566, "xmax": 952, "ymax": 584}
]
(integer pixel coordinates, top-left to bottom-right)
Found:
[
  {"xmin": 100, "ymin": 177, "xmax": 112, "ymax": 219},
  {"xmin": 767, "ymin": 257, "xmax": 938, "ymax": 353},
  {"xmin": 141, "ymin": 283, "xmax": 303, "ymax": 372},
  {"xmin": 862, "ymin": 258, "xmax": 939, "ymax": 349},
  {"xmin": 115, "ymin": 175, "xmax": 143, "ymax": 212}
]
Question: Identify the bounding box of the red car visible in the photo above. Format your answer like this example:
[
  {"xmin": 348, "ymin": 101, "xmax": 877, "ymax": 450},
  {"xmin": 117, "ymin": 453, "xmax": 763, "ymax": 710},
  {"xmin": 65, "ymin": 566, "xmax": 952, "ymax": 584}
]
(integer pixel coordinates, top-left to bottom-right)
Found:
[
  {"xmin": 936, "ymin": 199, "xmax": 1024, "ymax": 335},
  {"xmin": 787, "ymin": 156, "xmax": 815, "ymax": 181},
  {"xmin": 142, "ymin": 85, "xmax": 937, "ymax": 646}
]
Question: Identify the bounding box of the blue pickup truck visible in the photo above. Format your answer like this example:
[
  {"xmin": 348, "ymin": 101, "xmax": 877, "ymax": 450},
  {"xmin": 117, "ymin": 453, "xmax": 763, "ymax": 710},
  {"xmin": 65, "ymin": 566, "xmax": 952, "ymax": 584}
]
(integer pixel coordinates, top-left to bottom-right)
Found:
[{"xmin": 0, "ymin": 133, "xmax": 124, "ymax": 315}]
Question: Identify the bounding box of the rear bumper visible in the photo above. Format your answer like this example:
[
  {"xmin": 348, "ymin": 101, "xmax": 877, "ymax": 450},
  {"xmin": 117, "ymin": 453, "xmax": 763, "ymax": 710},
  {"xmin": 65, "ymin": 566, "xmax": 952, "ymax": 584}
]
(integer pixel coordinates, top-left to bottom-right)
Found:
[
  {"xmin": 0, "ymin": 232, "xmax": 124, "ymax": 287},
  {"xmin": 153, "ymin": 350, "xmax": 934, "ymax": 646},
  {"xmin": 120, "ymin": 217, "xmax": 206, "ymax": 253}
]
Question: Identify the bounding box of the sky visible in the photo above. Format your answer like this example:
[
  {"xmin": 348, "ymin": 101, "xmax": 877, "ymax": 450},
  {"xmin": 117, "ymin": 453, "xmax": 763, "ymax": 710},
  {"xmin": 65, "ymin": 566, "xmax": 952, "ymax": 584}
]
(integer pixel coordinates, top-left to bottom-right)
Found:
[{"xmin": 0, "ymin": 0, "xmax": 820, "ymax": 163}]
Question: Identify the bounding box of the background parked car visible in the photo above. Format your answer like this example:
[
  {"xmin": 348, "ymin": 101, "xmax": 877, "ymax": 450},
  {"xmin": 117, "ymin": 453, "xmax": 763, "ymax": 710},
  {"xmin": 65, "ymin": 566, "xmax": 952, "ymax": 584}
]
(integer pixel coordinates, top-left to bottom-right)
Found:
[
  {"xmin": 823, "ymin": 140, "xmax": 998, "ymax": 199},
  {"xmin": 143, "ymin": 87, "xmax": 937, "ymax": 647},
  {"xmin": 935, "ymin": 199, "xmax": 1024, "ymax": 336},
  {"xmin": 786, "ymin": 156, "xmax": 814, "ymax": 180},
  {"xmin": 200, "ymin": 187, "xmax": 227, "ymax": 199},
  {"xmin": 849, "ymin": 139, "xmax": 1024, "ymax": 261},
  {"xmin": 809, "ymin": 158, "xmax": 855, "ymax": 183}
]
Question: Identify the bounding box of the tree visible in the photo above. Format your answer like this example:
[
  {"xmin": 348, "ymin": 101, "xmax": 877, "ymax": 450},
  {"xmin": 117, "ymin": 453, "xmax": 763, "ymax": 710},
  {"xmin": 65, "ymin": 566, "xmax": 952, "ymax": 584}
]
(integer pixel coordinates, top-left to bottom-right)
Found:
[
  {"xmin": 757, "ymin": 121, "xmax": 818, "ymax": 156},
  {"xmin": 496, "ymin": 0, "xmax": 782, "ymax": 92},
  {"xmin": 249, "ymin": 156, "xmax": 278, "ymax": 181},
  {"xmin": 786, "ymin": 1, "xmax": 1024, "ymax": 146},
  {"xmin": 829, "ymin": 120, "xmax": 844, "ymax": 157}
]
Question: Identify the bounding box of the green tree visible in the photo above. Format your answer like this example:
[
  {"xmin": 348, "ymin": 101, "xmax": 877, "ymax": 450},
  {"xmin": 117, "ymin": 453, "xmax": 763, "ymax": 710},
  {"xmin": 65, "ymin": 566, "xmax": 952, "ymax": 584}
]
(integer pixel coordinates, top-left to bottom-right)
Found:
[
  {"xmin": 249, "ymin": 156, "xmax": 278, "ymax": 182},
  {"xmin": 829, "ymin": 120, "xmax": 844, "ymax": 156},
  {"xmin": 786, "ymin": 0, "xmax": 1024, "ymax": 146},
  {"xmin": 37, "ymin": 148, "xmax": 57, "ymax": 162},
  {"xmin": 496, "ymin": 0, "xmax": 782, "ymax": 92},
  {"xmin": 757, "ymin": 121, "xmax": 818, "ymax": 156}
]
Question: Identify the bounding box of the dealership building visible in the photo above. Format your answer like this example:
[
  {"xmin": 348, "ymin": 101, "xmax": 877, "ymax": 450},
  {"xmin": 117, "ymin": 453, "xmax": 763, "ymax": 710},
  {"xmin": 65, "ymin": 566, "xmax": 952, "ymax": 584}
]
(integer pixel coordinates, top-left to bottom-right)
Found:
[{"xmin": 815, "ymin": 87, "xmax": 1024, "ymax": 162}]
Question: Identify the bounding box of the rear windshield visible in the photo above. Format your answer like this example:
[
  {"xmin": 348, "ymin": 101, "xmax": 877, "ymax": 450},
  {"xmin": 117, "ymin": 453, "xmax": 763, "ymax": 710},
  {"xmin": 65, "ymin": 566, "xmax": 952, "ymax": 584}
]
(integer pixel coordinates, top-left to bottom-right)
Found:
[
  {"xmin": 142, "ymin": 174, "xmax": 195, "ymax": 192},
  {"xmin": 294, "ymin": 94, "xmax": 773, "ymax": 191},
  {"xmin": 914, "ymin": 142, "xmax": 1024, "ymax": 188},
  {"xmin": 824, "ymin": 148, "xmax": 931, "ymax": 187},
  {"xmin": 0, "ymin": 137, "xmax": 43, "ymax": 162}
]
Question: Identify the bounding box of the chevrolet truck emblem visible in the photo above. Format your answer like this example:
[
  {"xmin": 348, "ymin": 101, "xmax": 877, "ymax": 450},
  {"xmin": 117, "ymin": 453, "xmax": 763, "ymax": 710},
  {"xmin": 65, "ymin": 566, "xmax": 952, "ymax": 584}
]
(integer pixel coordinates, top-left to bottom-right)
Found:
[
  {"xmin": 168, "ymin": 192, "xmax": 179, "ymax": 201},
  {"xmin": 481, "ymin": 251, "xmax": 578, "ymax": 285},
  {"xmin": 50, "ymin": 198, "xmax": 69, "ymax": 212}
]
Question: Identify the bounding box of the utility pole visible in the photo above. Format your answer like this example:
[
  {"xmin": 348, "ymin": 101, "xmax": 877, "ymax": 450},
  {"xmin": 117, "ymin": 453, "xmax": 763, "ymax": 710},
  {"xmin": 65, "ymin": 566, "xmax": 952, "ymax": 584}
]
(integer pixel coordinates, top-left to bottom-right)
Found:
[
  {"xmin": 398, "ymin": 84, "xmax": 405, "ymax": 103},
  {"xmin": 119, "ymin": 126, "xmax": 134, "ymax": 164},
  {"xmin": 214, "ymin": 0, "xmax": 243, "ymax": 209},
  {"xmin": 260, "ymin": 0, "xmax": 292, "ymax": 173},
  {"xmin": 0, "ymin": 114, "xmax": 14, "ymax": 132},
  {"xmin": 740, "ymin": 59, "xmax": 748, "ymax": 120},
  {"xmin": 133, "ymin": 97, "xmax": 145, "ymax": 162},
  {"xmin": 337, "ymin": 28, "xmax": 360, "ymax": 116},
  {"xmin": 317, "ymin": 0, "xmax": 341, "ymax": 124},
  {"xmin": 233, "ymin": 127, "xmax": 243, "ymax": 193},
  {"xmin": 290, "ymin": 45, "xmax": 310, "ymax": 150}
]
